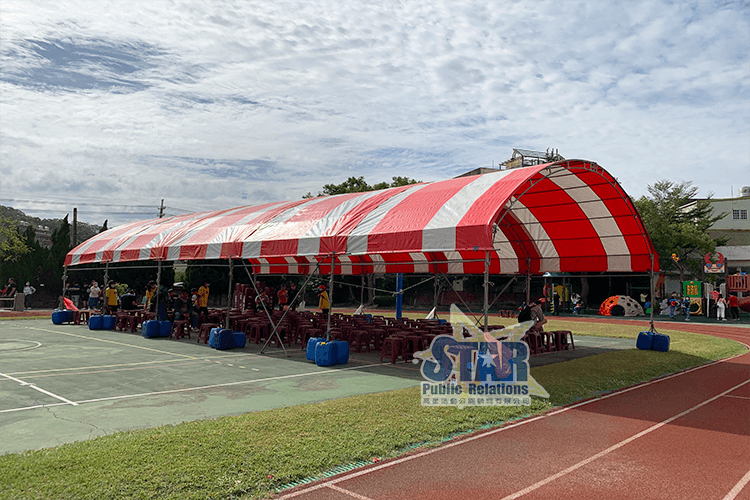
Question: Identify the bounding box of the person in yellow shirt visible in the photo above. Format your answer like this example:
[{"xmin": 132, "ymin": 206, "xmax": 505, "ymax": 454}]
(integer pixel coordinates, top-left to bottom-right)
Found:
[
  {"xmin": 144, "ymin": 281, "xmax": 156, "ymax": 311},
  {"xmin": 317, "ymin": 285, "xmax": 329, "ymax": 317},
  {"xmin": 197, "ymin": 281, "xmax": 210, "ymax": 317},
  {"xmin": 105, "ymin": 281, "xmax": 119, "ymax": 314}
]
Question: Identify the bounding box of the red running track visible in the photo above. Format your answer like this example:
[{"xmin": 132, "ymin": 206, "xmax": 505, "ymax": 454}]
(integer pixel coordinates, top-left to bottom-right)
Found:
[{"xmin": 277, "ymin": 321, "xmax": 750, "ymax": 500}]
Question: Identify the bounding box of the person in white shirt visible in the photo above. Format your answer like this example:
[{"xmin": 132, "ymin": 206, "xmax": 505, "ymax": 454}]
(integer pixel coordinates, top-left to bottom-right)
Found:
[
  {"xmin": 23, "ymin": 282, "xmax": 36, "ymax": 309},
  {"xmin": 87, "ymin": 281, "xmax": 101, "ymax": 310}
]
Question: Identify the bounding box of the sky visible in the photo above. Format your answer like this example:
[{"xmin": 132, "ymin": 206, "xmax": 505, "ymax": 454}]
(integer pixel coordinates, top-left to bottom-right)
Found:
[{"xmin": 1, "ymin": 0, "xmax": 749, "ymax": 228}]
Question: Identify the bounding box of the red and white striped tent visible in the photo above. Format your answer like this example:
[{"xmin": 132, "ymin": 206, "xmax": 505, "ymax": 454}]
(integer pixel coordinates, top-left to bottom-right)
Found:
[{"xmin": 64, "ymin": 160, "xmax": 659, "ymax": 275}]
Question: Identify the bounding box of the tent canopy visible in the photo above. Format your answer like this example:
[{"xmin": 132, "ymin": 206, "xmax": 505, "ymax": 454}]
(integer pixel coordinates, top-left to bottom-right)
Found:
[{"xmin": 65, "ymin": 160, "xmax": 659, "ymax": 276}]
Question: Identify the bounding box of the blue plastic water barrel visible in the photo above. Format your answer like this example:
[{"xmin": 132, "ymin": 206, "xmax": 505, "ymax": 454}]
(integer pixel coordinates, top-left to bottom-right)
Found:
[
  {"xmin": 159, "ymin": 321, "xmax": 172, "ymax": 337},
  {"xmin": 332, "ymin": 340, "xmax": 349, "ymax": 365},
  {"xmin": 306, "ymin": 337, "xmax": 325, "ymax": 361},
  {"xmin": 636, "ymin": 331, "xmax": 654, "ymax": 350},
  {"xmin": 102, "ymin": 315, "xmax": 116, "ymax": 330},
  {"xmin": 142, "ymin": 320, "xmax": 159, "ymax": 338},
  {"xmin": 209, "ymin": 327, "xmax": 222, "ymax": 348},
  {"xmin": 232, "ymin": 332, "xmax": 246, "ymax": 348},
  {"xmin": 51, "ymin": 310, "xmax": 66, "ymax": 325},
  {"xmin": 89, "ymin": 315, "xmax": 103, "ymax": 330},
  {"xmin": 652, "ymin": 333, "xmax": 671, "ymax": 352},
  {"xmin": 315, "ymin": 341, "xmax": 338, "ymax": 367}
]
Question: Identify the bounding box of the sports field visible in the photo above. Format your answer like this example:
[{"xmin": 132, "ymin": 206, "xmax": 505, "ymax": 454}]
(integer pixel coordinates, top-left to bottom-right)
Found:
[{"xmin": 0, "ymin": 317, "xmax": 632, "ymax": 455}]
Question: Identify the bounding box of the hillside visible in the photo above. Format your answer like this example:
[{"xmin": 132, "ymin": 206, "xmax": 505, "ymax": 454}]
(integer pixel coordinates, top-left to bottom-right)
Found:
[{"xmin": 0, "ymin": 205, "xmax": 101, "ymax": 245}]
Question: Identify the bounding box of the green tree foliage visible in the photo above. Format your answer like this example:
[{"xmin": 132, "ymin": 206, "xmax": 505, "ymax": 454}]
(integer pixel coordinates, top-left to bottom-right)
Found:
[
  {"xmin": 634, "ymin": 180, "xmax": 726, "ymax": 281},
  {"xmin": 0, "ymin": 217, "xmax": 29, "ymax": 264},
  {"xmin": 303, "ymin": 176, "xmax": 421, "ymax": 198}
]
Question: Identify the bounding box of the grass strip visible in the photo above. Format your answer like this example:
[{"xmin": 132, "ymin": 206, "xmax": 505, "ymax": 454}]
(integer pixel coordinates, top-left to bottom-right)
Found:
[{"xmin": 0, "ymin": 327, "xmax": 745, "ymax": 500}]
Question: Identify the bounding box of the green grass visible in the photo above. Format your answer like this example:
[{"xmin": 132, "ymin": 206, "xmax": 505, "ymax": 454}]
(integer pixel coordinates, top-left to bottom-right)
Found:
[{"xmin": 0, "ymin": 327, "xmax": 745, "ymax": 500}]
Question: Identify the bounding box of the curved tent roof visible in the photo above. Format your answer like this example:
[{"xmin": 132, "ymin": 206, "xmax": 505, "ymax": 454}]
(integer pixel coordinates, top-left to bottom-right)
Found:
[{"xmin": 65, "ymin": 159, "xmax": 659, "ymax": 275}]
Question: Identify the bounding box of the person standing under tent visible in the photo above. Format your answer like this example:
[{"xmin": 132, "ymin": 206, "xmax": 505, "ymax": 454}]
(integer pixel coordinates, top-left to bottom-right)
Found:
[
  {"xmin": 23, "ymin": 281, "xmax": 36, "ymax": 309},
  {"xmin": 716, "ymin": 294, "xmax": 727, "ymax": 321},
  {"xmin": 120, "ymin": 289, "xmax": 138, "ymax": 310},
  {"xmin": 144, "ymin": 281, "xmax": 156, "ymax": 311},
  {"xmin": 105, "ymin": 281, "xmax": 119, "ymax": 315},
  {"xmin": 317, "ymin": 285, "xmax": 330, "ymax": 317},
  {"xmin": 197, "ymin": 281, "xmax": 210, "ymax": 317},
  {"xmin": 277, "ymin": 284, "xmax": 288, "ymax": 311},
  {"xmin": 87, "ymin": 281, "xmax": 101, "ymax": 310},
  {"xmin": 727, "ymin": 294, "xmax": 740, "ymax": 320},
  {"xmin": 288, "ymin": 283, "xmax": 298, "ymax": 311}
]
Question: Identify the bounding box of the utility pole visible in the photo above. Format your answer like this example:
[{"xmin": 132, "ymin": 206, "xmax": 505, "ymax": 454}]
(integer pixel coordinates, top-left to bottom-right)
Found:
[
  {"xmin": 72, "ymin": 207, "xmax": 77, "ymax": 247},
  {"xmin": 158, "ymin": 199, "xmax": 165, "ymax": 218}
]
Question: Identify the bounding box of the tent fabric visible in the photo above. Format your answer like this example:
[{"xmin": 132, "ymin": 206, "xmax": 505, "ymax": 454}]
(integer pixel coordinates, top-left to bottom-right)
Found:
[{"xmin": 65, "ymin": 159, "xmax": 659, "ymax": 275}]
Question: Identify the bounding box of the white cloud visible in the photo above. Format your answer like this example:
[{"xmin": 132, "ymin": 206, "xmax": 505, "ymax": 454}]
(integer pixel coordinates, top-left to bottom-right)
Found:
[{"xmin": 0, "ymin": 0, "xmax": 748, "ymax": 227}]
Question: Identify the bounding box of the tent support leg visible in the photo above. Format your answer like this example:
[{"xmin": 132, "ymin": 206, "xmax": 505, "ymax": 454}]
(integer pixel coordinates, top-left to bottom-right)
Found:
[
  {"xmin": 61, "ymin": 266, "xmax": 68, "ymax": 310},
  {"xmin": 242, "ymin": 264, "xmax": 288, "ymax": 356},
  {"xmin": 649, "ymin": 254, "xmax": 656, "ymax": 332},
  {"xmin": 225, "ymin": 258, "xmax": 234, "ymax": 329},
  {"xmin": 326, "ymin": 253, "xmax": 335, "ymax": 340},
  {"xmin": 154, "ymin": 260, "xmax": 163, "ymax": 320},
  {"xmin": 360, "ymin": 274, "xmax": 365, "ymax": 308},
  {"xmin": 483, "ymin": 251, "xmax": 490, "ymax": 332}
]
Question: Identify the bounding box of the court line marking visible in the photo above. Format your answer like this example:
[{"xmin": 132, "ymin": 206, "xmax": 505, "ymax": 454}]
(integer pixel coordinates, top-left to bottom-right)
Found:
[
  {"xmin": 0, "ymin": 402, "xmax": 68, "ymax": 413},
  {"xmin": 723, "ymin": 469, "xmax": 750, "ymax": 500},
  {"xmin": 72, "ymin": 362, "xmax": 393, "ymax": 405},
  {"xmin": 24, "ymin": 325, "xmax": 199, "ymax": 359},
  {"xmin": 0, "ymin": 371, "xmax": 78, "ymax": 406},
  {"xmin": 497, "ymin": 379, "xmax": 750, "ymax": 500},
  {"xmin": 276, "ymin": 351, "xmax": 750, "ymax": 499},
  {"xmin": 725, "ymin": 394, "xmax": 750, "ymax": 400}
]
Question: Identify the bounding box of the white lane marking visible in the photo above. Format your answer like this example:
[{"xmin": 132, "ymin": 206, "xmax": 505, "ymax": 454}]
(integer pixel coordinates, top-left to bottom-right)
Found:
[
  {"xmin": 327, "ymin": 484, "xmax": 375, "ymax": 499},
  {"xmin": 25, "ymin": 326, "xmax": 198, "ymax": 359},
  {"xmin": 724, "ymin": 395, "xmax": 750, "ymax": 400},
  {"xmin": 69, "ymin": 362, "xmax": 389, "ymax": 405},
  {"xmin": 0, "ymin": 402, "xmax": 68, "ymax": 413},
  {"xmin": 498, "ymin": 379, "xmax": 750, "ymax": 499},
  {"xmin": 0, "ymin": 371, "xmax": 78, "ymax": 406},
  {"xmin": 723, "ymin": 468, "xmax": 750, "ymax": 500},
  {"xmin": 276, "ymin": 351, "xmax": 750, "ymax": 500}
]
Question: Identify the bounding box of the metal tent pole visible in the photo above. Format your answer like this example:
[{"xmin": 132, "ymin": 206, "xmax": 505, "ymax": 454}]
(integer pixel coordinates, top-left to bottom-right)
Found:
[
  {"xmin": 225, "ymin": 257, "xmax": 234, "ymax": 329},
  {"xmin": 395, "ymin": 273, "xmax": 403, "ymax": 319},
  {"xmin": 154, "ymin": 260, "xmax": 163, "ymax": 320},
  {"xmin": 242, "ymin": 263, "xmax": 288, "ymax": 357},
  {"xmin": 102, "ymin": 262, "xmax": 109, "ymax": 313},
  {"xmin": 326, "ymin": 252, "xmax": 335, "ymax": 340},
  {"xmin": 483, "ymin": 250, "xmax": 490, "ymax": 332},
  {"xmin": 360, "ymin": 274, "xmax": 365, "ymax": 308},
  {"xmin": 61, "ymin": 266, "xmax": 68, "ymax": 309},
  {"xmin": 649, "ymin": 253, "xmax": 656, "ymax": 332}
]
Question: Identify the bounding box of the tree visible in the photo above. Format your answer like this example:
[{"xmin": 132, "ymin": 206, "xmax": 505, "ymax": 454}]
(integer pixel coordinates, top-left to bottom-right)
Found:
[
  {"xmin": 0, "ymin": 217, "xmax": 29, "ymax": 264},
  {"xmin": 303, "ymin": 176, "xmax": 421, "ymax": 198},
  {"xmin": 634, "ymin": 180, "xmax": 727, "ymax": 281}
]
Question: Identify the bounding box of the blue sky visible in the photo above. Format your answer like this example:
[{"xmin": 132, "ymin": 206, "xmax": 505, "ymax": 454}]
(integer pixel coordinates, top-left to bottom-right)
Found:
[{"xmin": 1, "ymin": 0, "xmax": 748, "ymax": 227}]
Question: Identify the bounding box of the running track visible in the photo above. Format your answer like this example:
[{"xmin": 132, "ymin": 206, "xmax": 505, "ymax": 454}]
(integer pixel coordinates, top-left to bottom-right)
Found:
[{"xmin": 277, "ymin": 320, "xmax": 750, "ymax": 500}]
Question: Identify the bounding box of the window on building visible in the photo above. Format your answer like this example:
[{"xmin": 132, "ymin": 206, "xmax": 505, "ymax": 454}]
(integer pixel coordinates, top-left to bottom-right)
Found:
[{"xmin": 733, "ymin": 209, "xmax": 748, "ymax": 220}]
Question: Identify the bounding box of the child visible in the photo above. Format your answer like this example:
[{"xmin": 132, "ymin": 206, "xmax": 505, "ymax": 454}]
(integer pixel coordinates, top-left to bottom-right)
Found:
[{"xmin": 682, "ymin": 296, "xmax": 691, "ymax": 321}]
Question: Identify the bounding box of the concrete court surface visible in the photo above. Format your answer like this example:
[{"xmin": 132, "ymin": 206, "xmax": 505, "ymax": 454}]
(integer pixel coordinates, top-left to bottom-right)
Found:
[{"xmin": 0, "ymin": 318, "xmax": 630, "ymax": 455}]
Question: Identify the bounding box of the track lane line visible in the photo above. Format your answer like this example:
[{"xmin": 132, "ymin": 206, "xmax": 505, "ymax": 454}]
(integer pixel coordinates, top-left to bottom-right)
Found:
[
  {"xmin": 0, "ymin": 371, "xmax": 78, "ymax": 406},
  {"xmin": 327, "ymin": 485, "xmax": 375, "ymax": 499},
  {"xmin": 723, "ymin": 469, "xmax": 750, "ymax": 500},
  {"xmin": 497, "ymin": 379, "xmax": 750, "ymax": 500},
  {"xmin": 277, "ymin": 350, "xmax": 749, "ymax": 500}
]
